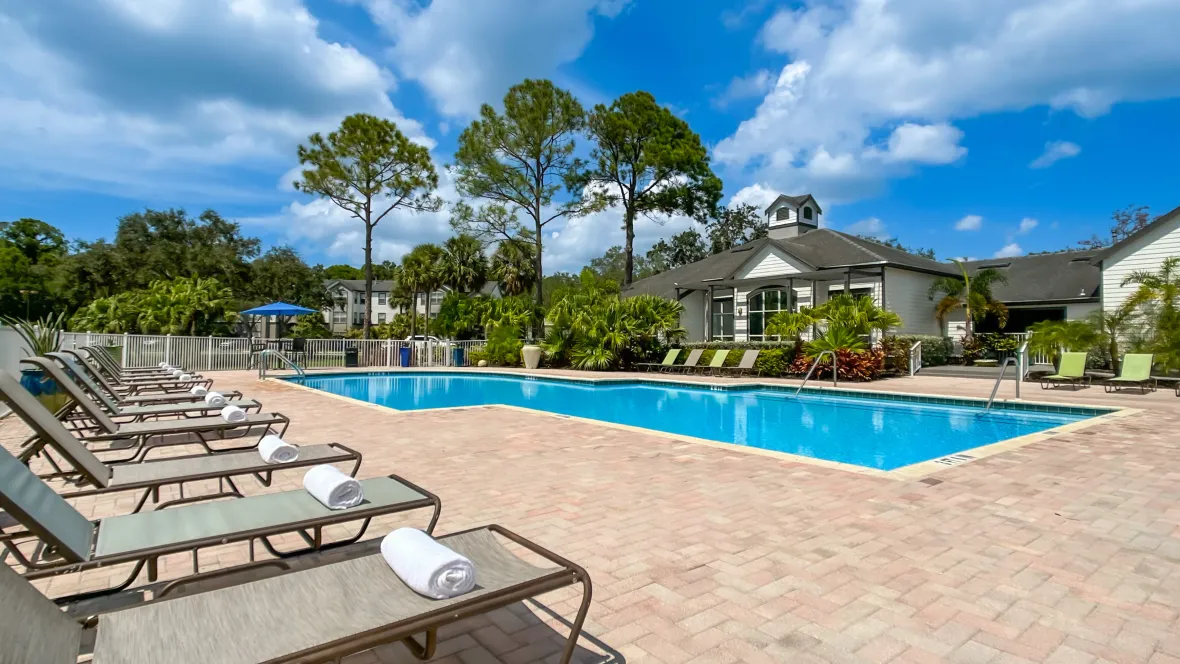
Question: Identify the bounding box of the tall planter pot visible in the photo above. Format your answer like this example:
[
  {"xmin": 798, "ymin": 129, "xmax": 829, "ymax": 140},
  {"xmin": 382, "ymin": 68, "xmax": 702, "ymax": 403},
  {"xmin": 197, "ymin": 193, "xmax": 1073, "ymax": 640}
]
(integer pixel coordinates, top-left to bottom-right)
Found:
[
  {"xmin": 19, "ymin": 367, "xmax": 69, "ymax": 413},
  {"xmin": 521, "ymin": 345, "xmax": 542, "ymax": 370}
]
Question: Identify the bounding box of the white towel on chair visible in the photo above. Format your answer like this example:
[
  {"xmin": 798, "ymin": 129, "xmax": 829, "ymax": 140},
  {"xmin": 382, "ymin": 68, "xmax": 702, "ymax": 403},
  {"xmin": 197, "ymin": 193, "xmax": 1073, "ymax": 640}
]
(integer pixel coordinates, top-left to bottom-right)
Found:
[
  {"xmin": 171, "ymin": 369, "xmax": 184, "ymax": 378},
  {"xmin": 158, "ymin": 361, "xmax": 168, "ymax": 368},
  {"xmin": 204, "ymin": 391, "xmax": 227, "ymax": 407},
  {"xmin": 189, "ymin": 385, "xmax": 208, "ymax": 396},
  {"xmin": 179, "ymin": 373, "xmax": 193, "ymax": 382},
  {"xmin": 380, "ymin": 528, "xmax": 476, "ymax": 599},
  {"xmin": 258, "ymin": 435, "xmax": 299, "ymax": 463},
  {"xmin": 302, "ymin": 465, "xmax": 363, "ymax": 510},
  {"xmin": 220, "ymin": 404, "xmax": 247, "ymax": 423}
]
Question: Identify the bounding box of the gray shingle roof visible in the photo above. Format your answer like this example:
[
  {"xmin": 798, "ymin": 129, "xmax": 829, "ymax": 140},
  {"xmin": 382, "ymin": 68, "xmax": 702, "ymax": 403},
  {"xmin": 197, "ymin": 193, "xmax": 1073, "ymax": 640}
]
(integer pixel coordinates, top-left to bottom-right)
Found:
[
  {"xmin": 965, "ymin": 251, "xmax": 1100, "ymax": 303},
  {"xmin": 623, "ymin": 229, "xmax": 959, "ymax": 299}
]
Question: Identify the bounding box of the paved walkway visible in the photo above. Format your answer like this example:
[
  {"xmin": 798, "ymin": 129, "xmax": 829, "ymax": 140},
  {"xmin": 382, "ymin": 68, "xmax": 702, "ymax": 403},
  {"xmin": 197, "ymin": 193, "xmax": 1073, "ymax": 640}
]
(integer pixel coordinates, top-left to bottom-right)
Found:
[{"xmin": 3, "ymin": 370, "xmax": 1179, "ymax": 663}]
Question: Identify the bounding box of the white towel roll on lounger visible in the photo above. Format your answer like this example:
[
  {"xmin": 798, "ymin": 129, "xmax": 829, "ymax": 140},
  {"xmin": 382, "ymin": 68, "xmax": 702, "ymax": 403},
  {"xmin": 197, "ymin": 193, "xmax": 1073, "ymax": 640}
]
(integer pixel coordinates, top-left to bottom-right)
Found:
[
  {"xmin": 219, "ymin": 404, "xmax": 247, "ymax": 423},
  {"xmin": 179, "ymin": 373, "xmax": 193, "ymax": 382},
  {"xmin": 380, "ymin": 527, "xmax": 476, "ymax": 599},
  {"xmin": 258, "ymin": 435, "xmax": 299, "ymax": 463},
  {"xmin": 158, "ymin": 361, "xmax": 168, "ymax": 368},
  {"xmin": 303, "ymin": 465, "xmax": 364, "ymax": 509},
  {"xmin": 190, "ymin": 385, "xmax": 208, "ymax": 397},
  {"xmin": 171, "ymin": 369, "xmax": 184, "ymax": 378},
  {"xmin": 204, "ymin": 391, "xmax": 227, "ymax": 407}
]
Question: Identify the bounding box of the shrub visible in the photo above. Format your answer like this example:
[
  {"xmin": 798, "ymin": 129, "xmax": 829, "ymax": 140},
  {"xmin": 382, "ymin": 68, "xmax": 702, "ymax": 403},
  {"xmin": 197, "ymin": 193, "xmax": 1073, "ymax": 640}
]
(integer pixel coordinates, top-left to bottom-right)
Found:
[
  {"xmin": 753, "ymin": 348, "xmax": 789, "ymax": 377},
  {"xmin": 467, "ymin": 346, "xmax": 488, "ymax": 366},
  {"xmin": 883, "ymin": 335, "xmax": 954, "ymax": 369},
  {"xmin": 788, "ymin": 347, "xmax": 884, "ymax": 381},
  {"xmin": 485, "ymin": 326, "xmax": 523, "ymax": 367}
]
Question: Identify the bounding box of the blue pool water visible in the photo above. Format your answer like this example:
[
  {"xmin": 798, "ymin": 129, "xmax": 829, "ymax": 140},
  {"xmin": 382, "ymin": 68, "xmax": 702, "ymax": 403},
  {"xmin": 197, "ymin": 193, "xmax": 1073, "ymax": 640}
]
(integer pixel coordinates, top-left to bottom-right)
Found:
[{"xmin": 292, "ymin": 372, "xmax": 1102, "ymax": 471}]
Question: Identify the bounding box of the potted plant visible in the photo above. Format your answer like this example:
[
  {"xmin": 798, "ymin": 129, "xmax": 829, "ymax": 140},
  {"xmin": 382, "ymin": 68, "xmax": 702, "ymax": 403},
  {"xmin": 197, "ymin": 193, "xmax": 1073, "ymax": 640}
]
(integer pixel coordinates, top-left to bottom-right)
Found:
[{"xmin": 2, "ymin": 313, "xmax": 68, "ymax": 409}]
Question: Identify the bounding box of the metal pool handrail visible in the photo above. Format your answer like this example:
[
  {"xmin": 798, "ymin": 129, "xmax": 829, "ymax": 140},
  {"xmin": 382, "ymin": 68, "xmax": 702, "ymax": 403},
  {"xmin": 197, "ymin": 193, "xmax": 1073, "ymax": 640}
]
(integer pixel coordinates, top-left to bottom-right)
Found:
[
  {"xmin": 258, "ymin": 349, "xmax": 305, "ymax": 379},
  {"xmin": 984, "ymin": 357, "xmax": 1021, "ymax": 411},
  {"xmin": 909, "ymin": 340, "xmax": 923, "ymax": 376},
  {"xmin": 795, "ymin": 350, "xmax": 837, "ymax": 396}
]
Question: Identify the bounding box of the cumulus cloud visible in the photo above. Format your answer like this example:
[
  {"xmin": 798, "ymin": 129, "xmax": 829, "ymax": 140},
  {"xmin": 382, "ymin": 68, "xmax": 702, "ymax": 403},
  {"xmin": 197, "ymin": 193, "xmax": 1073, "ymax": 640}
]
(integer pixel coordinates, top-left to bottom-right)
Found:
[
  {"xmin": 993, "ymin": 243, "xmax": 1023, "ymax": 258},
  {"xmin": 716, "ymin": 0, "xmax": 1180, "ymax": 201},
  {"xmin": 1029, "ymin": 141, "xmax": 1082, "ymax": 169},
  {"xmin": 355, "ymin": 0, "xmax": 628, "ymax": 116},
  {"xmin": 1018, "ymin": 217, "xmax": 1038, "ymax": 233},
  {"xmin": 843, "ymin": 217, "xmax": 887, "ymax": 239},
  {"xmin": 712, "ymin": 69, "xmax": 775, "ymax": 109},
  {"xmin": 955, "ymin": 215, "xmax": 983, "ymax": 231},
  {"xmin": 0, "ymin": 0, "xmax": 423, "ymax": 200}
]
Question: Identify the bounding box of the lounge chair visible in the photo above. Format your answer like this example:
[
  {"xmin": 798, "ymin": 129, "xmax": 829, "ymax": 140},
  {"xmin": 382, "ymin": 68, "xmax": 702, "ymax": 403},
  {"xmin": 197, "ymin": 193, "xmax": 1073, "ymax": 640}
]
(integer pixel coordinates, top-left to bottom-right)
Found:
[
  {"xmin": 74, "ymin": 347, "xmax": 212, "ymax": 394},
  {"xmin": 0, "ymin": 368, "xmax": 362, "ymax": 512},
  {"xmin": 1040, "ymin": 352, "xmax": 1091, "ymax": 390},
  {"xmin": 0, "ymin": 523, "xmax": 590, "ymax": 664},
  {"xmin": 0, "ymin": 441, "xmax": 440, "ymax": 604},
  {"xmin": 86, "ymin": 344, "xmax": 188, "ymax": 375},
  {"xmin": 702, "ymin": 349, "xmax": 730, "ymax": 376},
  {"xmin": 668, "ymin": 348, "xmax": 703, "ymax": 373},
  {"xmin": 2, "ymin": 368, "xmax": 289, "ymax": 464},
  {"xmin": 636, "ymin": 348, "xmax": 680, "ymax": 372},
  {"xmin": 35, "ymin": 356, "xmax": 262, "ymax": 423},
  {"xmin": 1103, "ymin": 353, "xmax": 1156, "ymax": 393},
  {"xmin": 718, "ymin": 349, "xmax": 760, "ymax": 377},
  {"xmin": 59, "ymin": 350, "xmax": 243, "ymax": 405}
]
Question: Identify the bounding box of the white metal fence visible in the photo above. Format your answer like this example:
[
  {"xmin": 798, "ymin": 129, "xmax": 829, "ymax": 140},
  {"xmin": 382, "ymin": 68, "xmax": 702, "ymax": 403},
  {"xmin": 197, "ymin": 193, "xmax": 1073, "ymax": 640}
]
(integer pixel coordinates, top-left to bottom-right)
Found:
[
  {"xmin": 1001, "ymin": 332, "xmax": 1050, "ymax": 365},
  {"xmin": 61, "ymin": 333, "xmax": 485, "ymax": 372}
]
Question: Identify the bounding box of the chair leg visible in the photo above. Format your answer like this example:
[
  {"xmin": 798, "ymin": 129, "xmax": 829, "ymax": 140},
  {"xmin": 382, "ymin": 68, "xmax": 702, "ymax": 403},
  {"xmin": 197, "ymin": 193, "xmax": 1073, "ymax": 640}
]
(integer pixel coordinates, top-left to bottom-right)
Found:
[
  {"xmin": 559, "ymin": 573, "xmax": 594, "ymax": 664},
  {"xmin": 401, "ymin": 630, "xmax": 437, "ymax": 660}
]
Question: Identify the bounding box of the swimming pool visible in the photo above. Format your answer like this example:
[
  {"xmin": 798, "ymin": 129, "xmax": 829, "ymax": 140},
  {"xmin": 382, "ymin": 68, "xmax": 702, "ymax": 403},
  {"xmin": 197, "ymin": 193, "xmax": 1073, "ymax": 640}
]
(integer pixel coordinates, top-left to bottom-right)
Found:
[{"xmin": 290, "ymin": 372, "xmax": 1108, "ymax": 471}]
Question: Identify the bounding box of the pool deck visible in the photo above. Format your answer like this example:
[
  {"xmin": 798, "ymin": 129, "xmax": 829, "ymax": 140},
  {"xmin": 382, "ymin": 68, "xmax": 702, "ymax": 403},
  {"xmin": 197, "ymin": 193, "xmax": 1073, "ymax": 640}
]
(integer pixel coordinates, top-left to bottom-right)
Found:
[{"xmin": 4, "ymin": 369, "xmax": 1180, "ymax": 663}]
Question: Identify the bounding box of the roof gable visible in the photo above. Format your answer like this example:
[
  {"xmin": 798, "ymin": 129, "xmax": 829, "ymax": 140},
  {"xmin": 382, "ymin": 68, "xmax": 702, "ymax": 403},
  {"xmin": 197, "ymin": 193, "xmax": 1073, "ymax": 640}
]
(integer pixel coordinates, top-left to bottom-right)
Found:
[
  {"xmin": 1090, "ymin": 204, "xmax": 1180, "ymax": 266},
  {"xmin": 764, "ymin": 194, "xmax": 823, "ymax": 215}
]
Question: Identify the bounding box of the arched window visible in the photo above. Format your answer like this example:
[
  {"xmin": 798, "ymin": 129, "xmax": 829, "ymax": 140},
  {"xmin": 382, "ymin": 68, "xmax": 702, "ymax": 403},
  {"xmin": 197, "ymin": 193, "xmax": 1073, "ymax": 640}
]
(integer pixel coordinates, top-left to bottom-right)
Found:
[
  {"xmin": 748, "ymin": 288, "xmax": 795, "ymax": 341},
  {"xmin": 776, "ymin": 207, "xmax": 790, "ymax": 221},
  {"xmin": 802, "ymin": 206, "xmax": 813, "ymax": 221}
]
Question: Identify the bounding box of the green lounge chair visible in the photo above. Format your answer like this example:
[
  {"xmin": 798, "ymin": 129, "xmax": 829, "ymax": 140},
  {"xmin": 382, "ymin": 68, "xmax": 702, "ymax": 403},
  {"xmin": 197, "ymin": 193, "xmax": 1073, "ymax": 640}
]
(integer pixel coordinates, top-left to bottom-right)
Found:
[
  {"xmin": 703, "ymin": 349, "xmax": 730, "ymax": 376},
  {"xmin": 1040, "ymin": 352, "xmax": 1091, "ymax": 390},
  {"xmin": 0, "ymin": 440, "xmax": 440, "ymax": 604},
  {"xmin": 0, "ymin": 523, "xmax": 590, "ymax": 664},
  {"xmin": 1104, "ymin": 353, "xmax": 1155, "ymax": 393},
  {"xmin": 0, "ymin": 367, "xmax": 361, "ymax": 512},
  {"xmin": 637, "ymin": 348, "xmax": 680, "ymax": 372},
  {"xmin": 718, "ymin": 349, "xmax": 760, "ymax": 377},
  {"xmin": 668, "ymin": 348, "xmax": 704, "ymax": 373}
]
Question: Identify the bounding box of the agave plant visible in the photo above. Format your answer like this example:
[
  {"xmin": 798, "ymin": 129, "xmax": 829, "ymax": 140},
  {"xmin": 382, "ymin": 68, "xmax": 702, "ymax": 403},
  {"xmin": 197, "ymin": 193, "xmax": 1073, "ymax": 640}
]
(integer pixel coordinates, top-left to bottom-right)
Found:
[{"xmin": 2, "ymin": 312, "xmax": 67, "ymax": 356}]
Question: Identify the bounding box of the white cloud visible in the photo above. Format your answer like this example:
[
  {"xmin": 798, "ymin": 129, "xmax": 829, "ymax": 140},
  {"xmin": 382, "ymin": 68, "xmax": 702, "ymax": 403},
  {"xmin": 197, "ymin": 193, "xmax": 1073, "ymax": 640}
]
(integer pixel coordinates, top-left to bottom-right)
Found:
[
  {"xmin": 713, "ymin": 69, "xmax": 775, "ymax": 108},
  {"xmin": 1029, "ymin": 141, "xmax": 1082, "ymax": 169},
  {"xmin": 0, "ymin": 0, "xmax": 425, "ymax": 201},
  {"xmin": 993, "ymin": 243, "xmax": 1023, "ymax": 258},
  {"xmin": 355, "ymin": 0, "xmax": 627, "ymax": 116},
  {"xmin": 1018, "ymin": 217, "xmax": 1038, "ymax": 233},
  {"xmin": 843, "ymin": 217, "xmax": 887, "ymax": 239},
  {"xmin": 955, "ymin": 214, "xmax": 983, "ymax": 231},
  {"xmin": 716, "ymin": 0, "xmax": 1180, "ymax": 201},
  {"xmin": 727, "ymin": 183, "xmax": 781, "ymax": 211}
]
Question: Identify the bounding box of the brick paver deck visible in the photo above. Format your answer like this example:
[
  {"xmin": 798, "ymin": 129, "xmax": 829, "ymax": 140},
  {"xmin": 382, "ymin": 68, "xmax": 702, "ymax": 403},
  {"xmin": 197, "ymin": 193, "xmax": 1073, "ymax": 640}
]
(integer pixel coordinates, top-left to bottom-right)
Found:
[{"xmin": 3, "ymin": 370, "xmax": 1179, "ymax": 663}]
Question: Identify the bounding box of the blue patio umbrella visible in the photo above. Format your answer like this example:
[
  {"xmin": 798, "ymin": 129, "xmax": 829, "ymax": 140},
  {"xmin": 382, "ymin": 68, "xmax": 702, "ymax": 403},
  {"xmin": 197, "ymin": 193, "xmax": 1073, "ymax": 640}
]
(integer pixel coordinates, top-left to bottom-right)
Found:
[{"xmin": 241, "ymin": 302, "xmax": 319, "ymax": 338}]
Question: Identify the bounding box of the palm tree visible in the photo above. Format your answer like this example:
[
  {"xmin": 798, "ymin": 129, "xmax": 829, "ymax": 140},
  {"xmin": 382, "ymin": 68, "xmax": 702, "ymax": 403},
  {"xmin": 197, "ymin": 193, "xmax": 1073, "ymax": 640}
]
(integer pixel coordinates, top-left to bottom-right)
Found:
[
  {"xmin": 439, "ymin": 234, "xmax": 488, "ymax": 293},
  {"xmin": 1123, "ymin": 256, "xmax": 1180, "ymax": 330},
  {"xmin": 1088, "ymin": 302, "xmax": 1137, "ymax": 373},
  {"xmin": 400, "ymin": 244, "xmax": 443, "ymax": 337},
  {"xmin": 489, "ymin": 238, "xmax": 537, "ymax": 297},
  {"xmin": 928, "ymin": 260, "xmax": 1009, "ymax": 338},
  {"xmin": 1026, "ymin": 319, "xmax": 1100, "ymax": 367}
]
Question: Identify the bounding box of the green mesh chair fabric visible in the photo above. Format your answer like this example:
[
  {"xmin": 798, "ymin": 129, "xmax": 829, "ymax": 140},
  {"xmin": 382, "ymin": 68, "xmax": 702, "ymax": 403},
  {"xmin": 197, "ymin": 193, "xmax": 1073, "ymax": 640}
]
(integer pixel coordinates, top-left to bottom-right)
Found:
[
  {"xmin": 47, "ymin": 352, "xmax": 123, "ymax": 413},
  {"xmin": 1113, "ymin": 354, "xmax": 1153, "ymax": 382},
  {"xmin": 0, "ymin": 431, "xmax": 95, "ymax": 562},
  {"xmin": 93, "ymin": 528, "xmax": 556, "ymax": 664},
  {"xmin": 0, "ymin": 563, "xmax": 82, "ymax": 664},
  {"xmin": 94, "ymin": 476, "xmax": 428, "ymax": 557},
  {"xmin": 707, "ymin": 350, "xmax": 730, "ymax": 368},
  {"xmin": 1047, "ymin": 352, "xmax": 1087, "ymax": 379},
  {"xmin": 107, "ymin": 444, "xmax": 350, "ymax": 488},
  {"xmin": 0, "ymin": 369, "xmax": 111, "ymax": 486}
]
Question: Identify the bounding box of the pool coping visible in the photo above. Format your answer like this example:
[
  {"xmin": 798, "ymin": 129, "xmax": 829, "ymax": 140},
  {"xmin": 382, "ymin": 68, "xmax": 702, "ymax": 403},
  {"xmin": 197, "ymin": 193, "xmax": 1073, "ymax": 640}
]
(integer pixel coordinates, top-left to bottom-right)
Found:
[{"xmin": 271, "ymin": 368, "xmax": 1137, "ymax": 481}]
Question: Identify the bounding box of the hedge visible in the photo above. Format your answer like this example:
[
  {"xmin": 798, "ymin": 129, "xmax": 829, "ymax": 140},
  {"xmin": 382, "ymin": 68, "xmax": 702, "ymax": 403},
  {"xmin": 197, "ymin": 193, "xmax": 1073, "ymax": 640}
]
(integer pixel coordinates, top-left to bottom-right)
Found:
[{"xmin": 885, "ymin": 335, "xmax": 953, "ymax": 367}]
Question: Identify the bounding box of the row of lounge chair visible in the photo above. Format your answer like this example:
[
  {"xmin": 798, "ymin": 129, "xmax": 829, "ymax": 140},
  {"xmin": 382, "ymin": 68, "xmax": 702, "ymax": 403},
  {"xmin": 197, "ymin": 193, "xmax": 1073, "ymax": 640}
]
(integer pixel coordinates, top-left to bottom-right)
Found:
[
  {"xmin": 638, "ymin": 348, "xmax": 762, "ymax": 376},
  {"xmin": 0, "ymin": 346, "xmax": 592, "ymax": 663},
  {"xmin": 1040, "ymin": 352, "xmax": 1166, "ymax": 394}
]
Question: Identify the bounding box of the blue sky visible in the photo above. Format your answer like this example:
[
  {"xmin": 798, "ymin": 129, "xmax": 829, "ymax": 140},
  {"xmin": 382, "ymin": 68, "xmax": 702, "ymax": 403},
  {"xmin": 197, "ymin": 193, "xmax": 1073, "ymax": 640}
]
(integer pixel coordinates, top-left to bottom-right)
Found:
[{"xmin": 1, "ymin": 0, "xmax": 1178, "ymax": 271}]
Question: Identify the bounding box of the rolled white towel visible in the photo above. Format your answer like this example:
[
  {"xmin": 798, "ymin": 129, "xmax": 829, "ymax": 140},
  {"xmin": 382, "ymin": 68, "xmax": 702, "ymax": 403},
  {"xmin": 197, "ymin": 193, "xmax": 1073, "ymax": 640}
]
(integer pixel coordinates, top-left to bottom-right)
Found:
[
  {"xmin": 380, "ymin": 528, "xmax": 476, "ymax": 599},
  {"xmin": 179, "ymin": 373, "xmax": 193, "ymax": 382},
  {"xmin": 303, "ymin": 465, "xmax": 364, "ymax": 510},
  {"xmin": 220, "ymin": 404, "xmax": 247, "ymax": 423},
  {"xmin": 171, "ymin": 369, "xmax": 184, "ymax": 378},
  {"xmin": 204, "ymin": 391, "xmax": 227, "ymax": 407},
  {"xmin": 259, "ymin": 435, "xmax": 299, "ymax": 464},
  {"xmin": 189, "ymin": 385, "xmax": 208, "ymax": 397},
  {"xmin": 158, "ymin": 361, "xmax": 168, "ymax": 368}
]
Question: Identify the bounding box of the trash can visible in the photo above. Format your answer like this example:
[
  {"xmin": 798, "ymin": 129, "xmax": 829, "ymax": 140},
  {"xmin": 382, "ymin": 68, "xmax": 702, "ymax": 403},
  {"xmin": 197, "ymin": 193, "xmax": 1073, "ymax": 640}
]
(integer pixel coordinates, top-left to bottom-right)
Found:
[
  {"xmin": 398, "ymin": 346, "xmax": 411, "ymax": 367},
  {"xmin": 452, "ymin": 346, "xmax": 465, "ymax": 367},
  {"xmin": 344, "ymin": 345, "xmax": 359, "ymax": 368}
]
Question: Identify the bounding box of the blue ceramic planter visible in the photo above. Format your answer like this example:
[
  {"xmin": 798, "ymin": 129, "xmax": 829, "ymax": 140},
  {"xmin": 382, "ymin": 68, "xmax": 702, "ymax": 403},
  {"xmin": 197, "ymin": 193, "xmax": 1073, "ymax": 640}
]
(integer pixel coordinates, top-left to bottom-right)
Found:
[{"xmin": 19, "ymin": 367, "xmax": 58, "ymax": 397}]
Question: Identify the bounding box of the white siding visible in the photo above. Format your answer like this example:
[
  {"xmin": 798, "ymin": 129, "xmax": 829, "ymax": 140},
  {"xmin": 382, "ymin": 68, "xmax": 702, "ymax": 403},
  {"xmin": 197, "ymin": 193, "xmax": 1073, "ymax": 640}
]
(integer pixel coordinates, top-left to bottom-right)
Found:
[
  {"xmin": 883, "ymin": 268, "xmax": 942, "ymax": 335},
  {"xmin": 1066, "ymin": 302, "xmax": 1100, "ymax": 321},
  {"xmin": 734, "ymin": 246, "xmax": 807, "ymax": 280},
  {"xmin": 1101, "ymin": 216, "xmax": 1180, "ymax": 335},
  {"xmin": 680, "ymin": 291, "xmax": 706, "ymax": 342}
]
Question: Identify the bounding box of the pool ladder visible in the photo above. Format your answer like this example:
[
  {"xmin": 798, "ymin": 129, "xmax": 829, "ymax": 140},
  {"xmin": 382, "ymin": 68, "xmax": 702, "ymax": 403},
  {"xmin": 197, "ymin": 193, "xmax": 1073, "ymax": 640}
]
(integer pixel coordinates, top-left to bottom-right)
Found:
[
  {"xmin": 983, "ymin": 341, "xmax": 1028, "ymax": 411},
  {"xmin": 795, "ymin": 350, "xmax": 838, "ymax": 396},
  {"xmin": 258, "ymin": 349, "xmax": 306, "ymax": 379}
]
